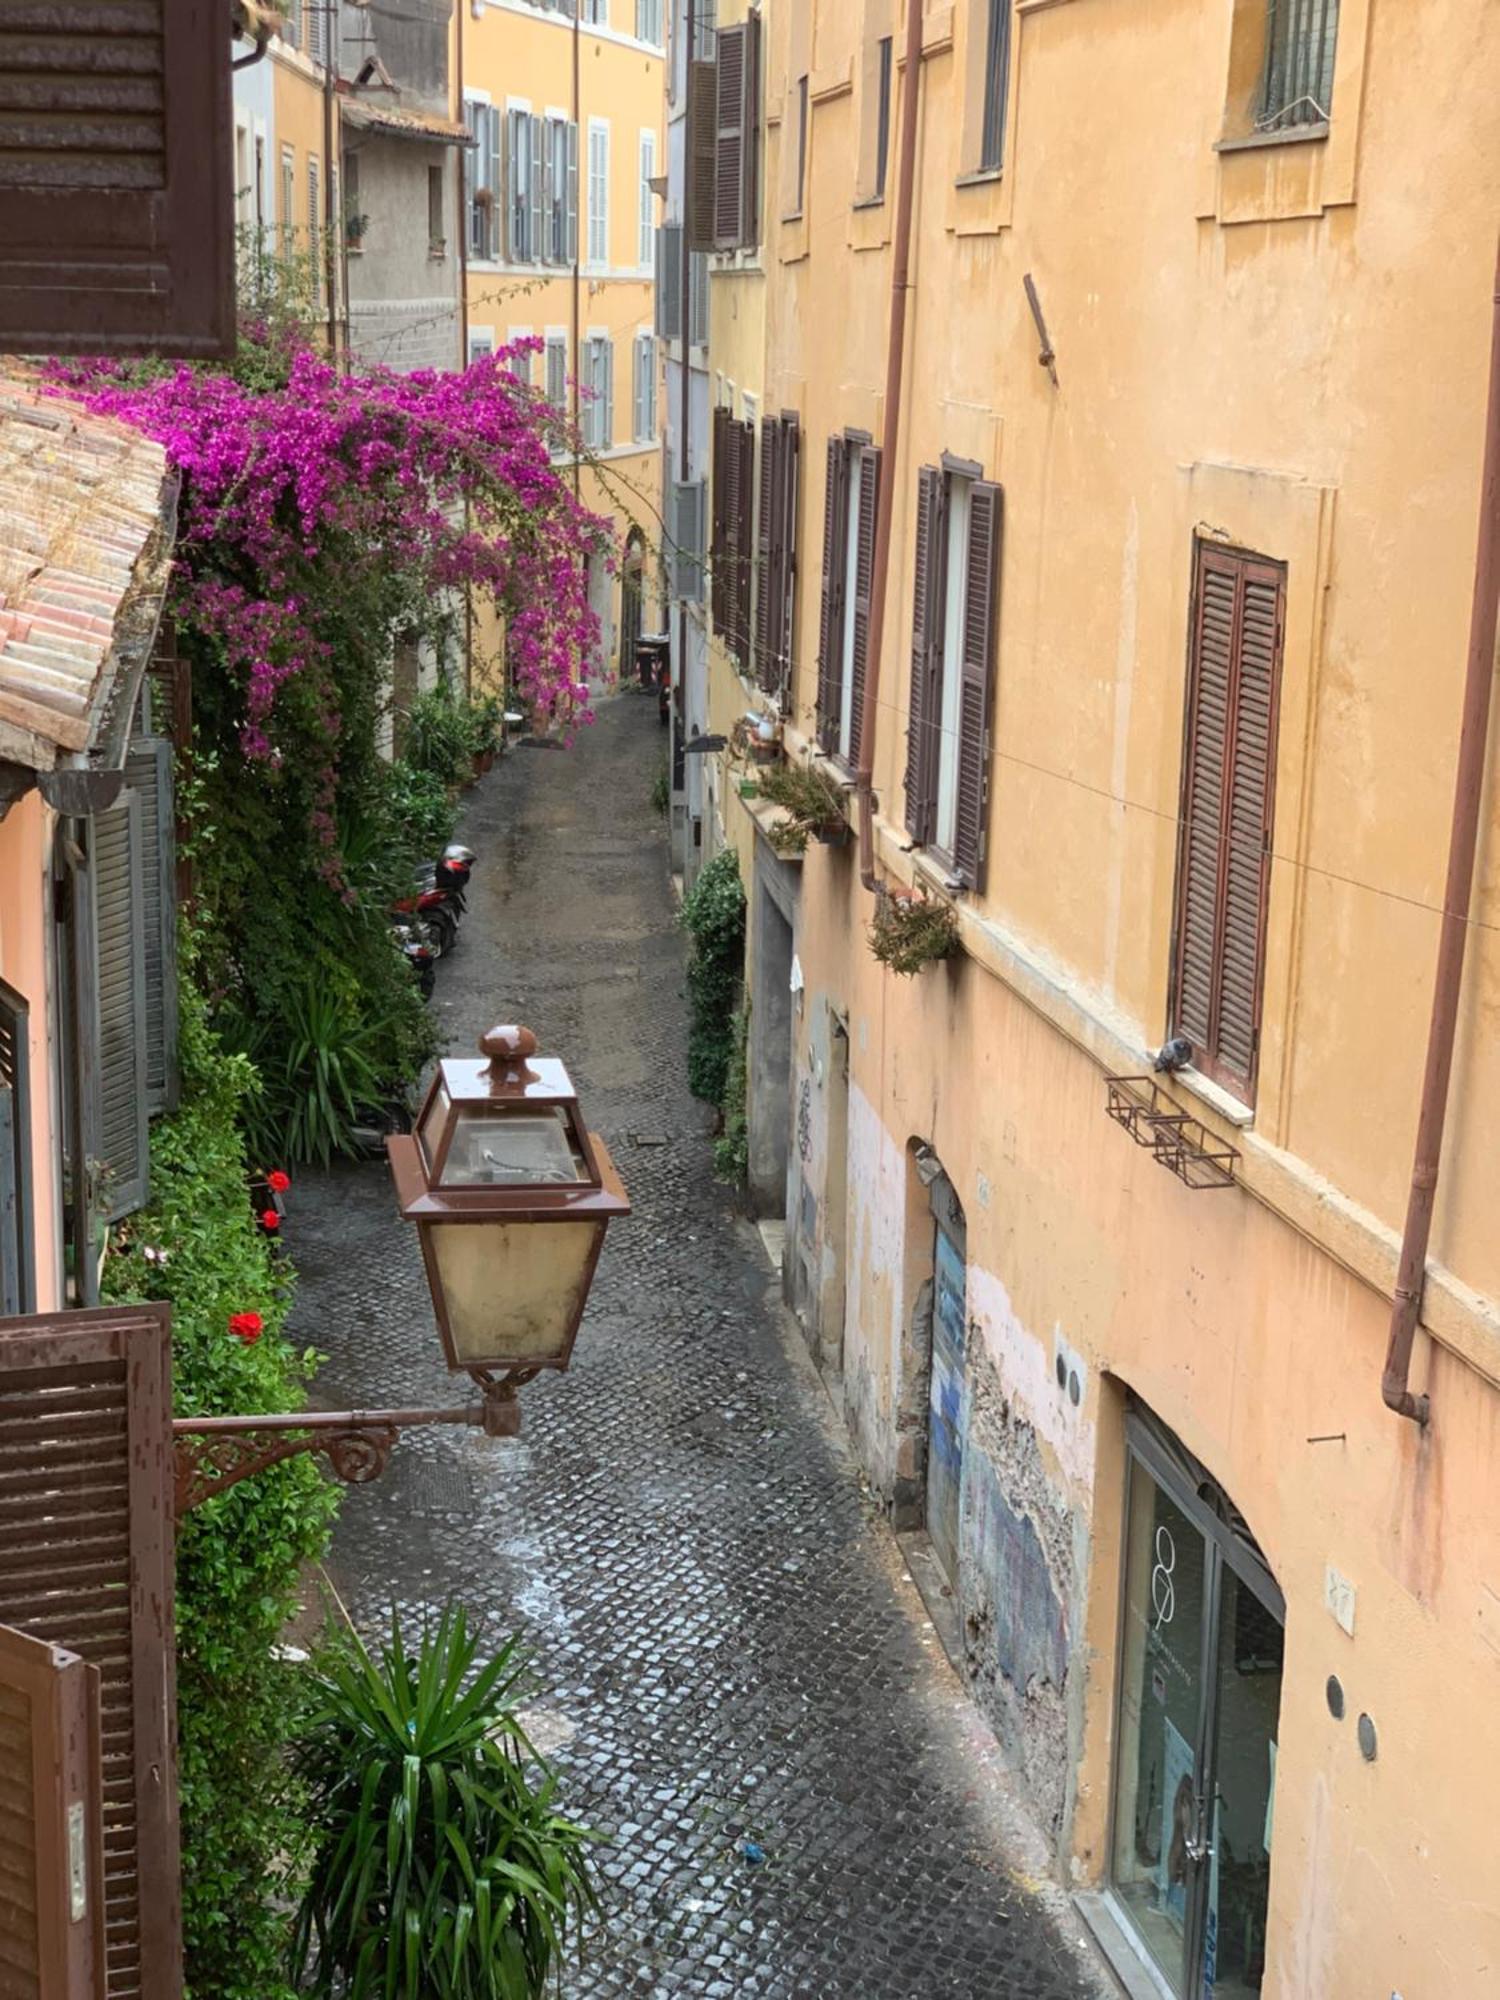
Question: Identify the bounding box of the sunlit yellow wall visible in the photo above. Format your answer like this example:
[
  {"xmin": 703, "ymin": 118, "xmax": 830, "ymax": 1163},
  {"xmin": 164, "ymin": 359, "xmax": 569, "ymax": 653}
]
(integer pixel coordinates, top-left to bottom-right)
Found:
[
  {"xmin": 463, "ymin": 1, "xmax": 664, "ymax": 688},
  {"xmin": 270, "ymin": 41, "xmax": 331, "ymax": 252},
  {"xmin": 741, "ymin": 1, "xmax": 1500, "ymax": 1992}
]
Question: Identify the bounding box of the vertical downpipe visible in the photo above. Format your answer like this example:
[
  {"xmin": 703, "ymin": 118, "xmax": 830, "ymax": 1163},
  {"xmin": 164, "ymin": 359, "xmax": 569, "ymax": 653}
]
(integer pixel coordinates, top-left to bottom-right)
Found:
[
  {"xmin": 572, "ymin": 1, "xmax": 583, "ymax": 505},
  {"xmin": 856, "ymin": 0, "xmax": 926, "ymax": 892},
  {"xmin": 677, "ymin": 0, "xmax": 695, "ymax": 835},
  {"xmin": 323, "ymin": 0, "xmax": 338, "ymax": 359},
  {"xmin": 1382, "ymin": 239, "xmax": 1500, "ymax": 1425}
]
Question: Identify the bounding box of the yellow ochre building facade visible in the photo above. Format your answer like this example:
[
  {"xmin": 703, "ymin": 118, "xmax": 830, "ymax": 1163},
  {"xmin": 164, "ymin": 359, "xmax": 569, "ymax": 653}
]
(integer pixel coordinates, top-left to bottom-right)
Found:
[{"xmin": 693, "ymin": 1, "xmax": 1500, "ymax": 1994}]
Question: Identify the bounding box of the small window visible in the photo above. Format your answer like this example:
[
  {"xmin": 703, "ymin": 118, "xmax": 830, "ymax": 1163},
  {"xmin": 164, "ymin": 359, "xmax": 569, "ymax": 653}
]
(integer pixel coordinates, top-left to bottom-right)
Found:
[
  {"xmin": 468, "ymin": 327, "xmax": 496, "ymax": 362},
  {"xmin": 427, "ymin": 164, "xmax": 445, "ymax": 253},
  {"xmin": 874, "ymin": 37, "xmax": 893, "ymax": 198},
  {"xmin": 978, "ymin": 0, "xmax": 1012, "ymax": 172},
  {"xmin": 638, "ymin": 130, "xmax": 657, "ymax": 267},
  {"xmin": 545, "ymin": 334, "xmax": 568, "ymax": 415},
  {"xmin": 635, "ymin": 0, "xmax": 662, "ymax": 44},
  {"xmin": 1258, "ymin": 0, "xmax": 1340, "ymax": 132},
  {"xmin": 587, "ymin": 120, "xmax": 610, "ymax": 267},
  {"xmin": 795, "ymin": 75, "xmax": 809, "ymax": 212}
]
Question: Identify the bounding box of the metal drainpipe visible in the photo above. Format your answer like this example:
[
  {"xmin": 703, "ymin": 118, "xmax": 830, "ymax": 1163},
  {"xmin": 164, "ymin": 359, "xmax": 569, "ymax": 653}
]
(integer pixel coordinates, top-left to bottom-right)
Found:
[
  {"xmin": 1382, "ymin": 237, "xmax": 1500, "ymax": 1427},
  {"xmin": 323, "ymin": 0, "xmax": 338, "ymax": 359},
  {"xmin": 676, "ymin": 0, "xmax": 694, "ymax": 830},
  {"xmin": 457, "ymin": 0, "xmax": 473, "ymax": 699},
  {"xmin": 855, "ymin": 0, "xmax": 925, "ymax": 894},
  {"xmin": 572, "ymin": 1, "xmax": 582, "ymax": 506}
]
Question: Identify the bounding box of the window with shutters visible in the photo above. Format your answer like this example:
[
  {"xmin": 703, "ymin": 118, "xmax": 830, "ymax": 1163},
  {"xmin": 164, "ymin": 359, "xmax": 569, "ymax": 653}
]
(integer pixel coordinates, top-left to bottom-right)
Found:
[
  {"xmin": 639, "ymin": 130, "xmax": 657, "ymax": 269},
  {"xmin": 0, "ymin": 1304, "xmax": 181, "ymax": 2000},
  {"xmin": 280, "ymin": 147, "xmax": 296, "ymax": 247},
  {"xmin": 587, "ymin": 120, "xmax": 610, "ymax": 267},
  {"xmin": 633, "ymin": 333, "xmax": 657, "ymax": 442},
  {"xmin": 0, "ymin": 981, "xmax": 35, "ymax": 1315},
  {"xmin": 505, "ymin": 327, "xmax": 532, "ymax": 383},
  {"xmin": 904, "ymin": 461, "xmax": 1003, "ymax": 889},
  {"xmin": 710, "ymin": 407, "xmax": 755, "ymax": 664},
  {"xmin": 580, "ymin": 335, "xmax": 613, "ymax": 449},
  {"xmin": 636, "ymin": 0, "xmax": 663, "ymax": 45},
  {"xmin": 1170, "ymin": 542, "xmax": 1285, "ymax": 1103},
  {"xmin": 817, "ymin": 433, "xmax": 880, "ymax": 768},
  {"xmin": 464, "ymin": 101, "xmax": 500, "ymax": 260},
  {"xmin": 655, "ymin": 221, "xmax": 683, "ymax": 336},
  {"xmin": 545, "ymin": 332, "xmax": 568, "ymax": 415},
  {"xmin": 1257, "ymin": 0, "xmax": 1340, "ymax": 132},
  {"xmin": 307, "ymin": 156, "xmax": 322, "ymax": 302},
  {"xmin": 671, "ymin": 480, "xmax": 707, "ymax": 602},
  {"xmin": 508, "ymin": 108, "xmax": 543, "ymax": 263},
  {"xmin": 542, "ymin": 116, "xmax": 578, "ymax": 266},
  {"xmin": 711, "ymin": 16, "xmax": 760, "ymax": 251},
  {"xmin": 469, "ymin": 327, "xmax": 496, "ymax": 361},
  {"xmin": 0, "ymin": 0, "xmax": 233, "ymax": 357}
]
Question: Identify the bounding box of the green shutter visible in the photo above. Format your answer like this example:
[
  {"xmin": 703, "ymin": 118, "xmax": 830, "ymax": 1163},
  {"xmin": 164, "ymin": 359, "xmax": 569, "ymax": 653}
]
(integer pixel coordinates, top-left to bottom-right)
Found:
[
  {"xmin": 81, "ymin": 795, "xmax": 150, "ymax": 1224},
  {"xmin": 124, "ymin": 739, "xmax": 178, "ymax": 1117}
]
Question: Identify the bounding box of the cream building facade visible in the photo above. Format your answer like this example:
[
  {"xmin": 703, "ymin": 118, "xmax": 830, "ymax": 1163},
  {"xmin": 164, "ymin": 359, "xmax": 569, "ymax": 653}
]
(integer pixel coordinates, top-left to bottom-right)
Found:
[
  {"xmin": 463, "ymin": 0, "xmax": 667, "ymax": 683},
  {"xmin": 696, "ymin": 1, "xmax": 1500, "ymax": 1995}
]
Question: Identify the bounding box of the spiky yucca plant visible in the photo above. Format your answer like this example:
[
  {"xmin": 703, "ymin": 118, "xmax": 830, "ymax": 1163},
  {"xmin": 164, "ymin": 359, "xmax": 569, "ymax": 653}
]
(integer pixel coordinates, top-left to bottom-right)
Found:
[{"xmin": 289, "ymin": 1607, "xmax": 596, "ymax": 1999}]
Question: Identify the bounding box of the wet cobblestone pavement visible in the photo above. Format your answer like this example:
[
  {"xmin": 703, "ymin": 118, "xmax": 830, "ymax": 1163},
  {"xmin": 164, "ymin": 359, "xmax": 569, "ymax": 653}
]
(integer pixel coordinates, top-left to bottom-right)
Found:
[{"xmin": 288, "ymin": 694, "xmax": 1114, "ymax": 1999}]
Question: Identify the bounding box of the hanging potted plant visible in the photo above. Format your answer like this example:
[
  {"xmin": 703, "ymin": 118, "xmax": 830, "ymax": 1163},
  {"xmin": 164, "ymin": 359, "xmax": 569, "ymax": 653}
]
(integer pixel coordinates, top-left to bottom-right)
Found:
[{"xmin": 868, "ymin": 884, "xmax": 960, "ymax": 974}]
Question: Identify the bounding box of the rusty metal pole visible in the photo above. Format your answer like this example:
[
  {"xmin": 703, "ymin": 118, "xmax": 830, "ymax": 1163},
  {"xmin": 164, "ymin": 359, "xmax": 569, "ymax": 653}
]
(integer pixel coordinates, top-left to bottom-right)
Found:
[
  {"xmin": 856, "ymin": 0, "xmax": 925, "ymax": 894},
  {"xmin": 323, "ymin": 0, "xmax": 339, "ymax": 359},
  {"xmin": 1382, "ymin": 235, "xmax": 1500, "ymax": 1427}
]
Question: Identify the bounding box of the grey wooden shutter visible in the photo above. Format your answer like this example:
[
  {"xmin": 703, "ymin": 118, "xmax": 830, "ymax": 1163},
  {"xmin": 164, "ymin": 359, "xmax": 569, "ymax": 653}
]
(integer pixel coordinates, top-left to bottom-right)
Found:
[
  {"xmin": 754, "ymin": 419, "xmax": 778, "ymax": 690},
  {"xmin": 0, "ymin": 1303, "xmax": 181, "ymax": 2000},
  {"xmin": 905, "ymin": 465, "xmax": 944, "ymax": 845},
  {"xmin": 0, "ymin": 0, "xmax": 232, "ymax": 358},
  {"xmin": 816, "ymin": 437, "xmax": 847, "ymax": 754},
  {"xmin": 0, "ymin": 1624, "xmax": 106, "ymax": 2000},
  {"xmin": 686, "ymin": 61, "xmax": 718, "ymax": 250},
  {"xmin": 672, "ymin": 480, "xmax": 705, "ymax": 602},
  {"xmin": 952, "ymin": 479, "xmax": 1001, "ymax": 888},
  {"xmin": 485, "ymin": 108, "xmax": 501, "ymax": 258},
  {"xmin": 0, "ymin": 983, "xmax": 33, "ymax": 1317},
  {"xmin": 566, "ymin": 118, "xmax": 579, "ymax": 263},
  {"xmin": 507, "ymin": 109, "xmax": 524, "ymax": 259},
  {"xmin": 656, "ymin": 222, "xmax": 682, "ymax": 336},
  {"xmin": 847, "ymin": 444, "xmax": 881, "ymax": 768},
  {"xmin": 1172, "ymin": 544, "xmax": 1283, "ymax": 1099},
  {"xmin": 600, "ymin": 338, "xmax": 613, "ymax": 445},
  {"xmin": 529, "ymin": 114, "xmax": 545, "ymax": 263},
  {"xmin": 713, "ymin": 24, "xmax": 746, "ymax": 250},
  {"xmin": 123, "ymin": 740, "xmax": 177, "ymax": 1119},
  {"xmin": 689, "ymin": 250, "xmax": 709, "ymax": 344},
  {"xmin": 81, "ymin": 797, "xmax": 149, "ymax": 1225}
]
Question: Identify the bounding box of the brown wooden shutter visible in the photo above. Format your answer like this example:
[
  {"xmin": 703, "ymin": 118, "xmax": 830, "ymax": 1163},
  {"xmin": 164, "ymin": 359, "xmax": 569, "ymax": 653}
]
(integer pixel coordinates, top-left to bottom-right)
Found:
[
  {"xmin": 686, "ymin": 60, "xmax": 717, "ymax": 250},
  {"xmin": 952, "ymin": 480, "xmax": 1002, "ymax": 888},
  {"xmin": 816, "ymin": 436, "xmax": 847, "ymax": 754},
  {"xmin": 754, "ymin": 419, "xmax": 778, "ymax": 691},
  {"xmin": 0, "ymin": 1623, "xmax": 106, "ymax": 2000},
  {"xmin": 1171, "ymin": 544, "xmax": 1283, "ymax": 1099},
  {"xmin": 710, "ymin": 403, "xmax": 728, "ymax": 637},
  {"xmin": 734, "ymin": 418, "xmax": 755, "ymax": 662},
  {"xmin": 0, "ymin": 1304, "xmax": 181, "ymax": 2000},
  {"xmin": 904, "ymin": 466, "xmax": 942, "ymax": 844},
  {"xmin": 0, "ymin": 0, "xmax": 232, "ymax": 357},
  {"xmin": 847, "ymin": 443, "xmax": 881, "ymax": 768},
  {"xmin": 778, "ymin": 415, "xmax": 800, "ymax": 699},
  {"xmin": 742, "ymin": 11, "xmax": 761, "ymax": 248},
  {"xmin": 713, "ymin": 23, "xmax": 746, "ymax": 251}
]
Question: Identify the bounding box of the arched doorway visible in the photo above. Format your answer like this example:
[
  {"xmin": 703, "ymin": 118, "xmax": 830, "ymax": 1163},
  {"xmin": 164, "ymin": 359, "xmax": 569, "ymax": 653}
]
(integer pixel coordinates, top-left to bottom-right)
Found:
[{"xmin": 618, "ymin": 528, "xmax": 645, "ymax": 682}]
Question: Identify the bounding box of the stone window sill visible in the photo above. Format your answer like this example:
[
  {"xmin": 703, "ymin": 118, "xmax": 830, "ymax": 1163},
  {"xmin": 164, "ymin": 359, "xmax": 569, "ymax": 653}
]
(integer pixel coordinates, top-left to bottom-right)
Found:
[
  {"xmin": 955, "ymin": 167, "xmax": 1003, "ymax": 191},
  {"xmin": 1173, "ymin": 1065, "xmax": 1254, "ymax": 1130},
  {"xmin": 1215, "ymin": 122, "xmax": 1329, "ymax": 155}
]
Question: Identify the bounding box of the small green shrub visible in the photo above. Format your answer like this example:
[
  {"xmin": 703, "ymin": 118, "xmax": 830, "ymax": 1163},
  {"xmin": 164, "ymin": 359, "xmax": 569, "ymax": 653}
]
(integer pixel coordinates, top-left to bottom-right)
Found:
[
  {"xmin": 388, "ymin": 760, "xmax": 460, "ymax": 854},
  {"xmin": 868, "ymin": 888, "xmax": 960, "ymax": 975},
  {"xmin": 755, "ymin": 761, "xmax": 847, "ymax": 856},
  {"xmin": 290, "ymin": 1606, "xmax": 597, "ymax": 2000},
  {"xmin": 680, "ymin": 848, "xmax": 745, "ymax": 1107},
  {"xmin": 406, "ymin": 685, "xmax": 476, "ymax": 787},
  {"xmin": 713, "ymin": 1003, "xmax": 749, "ymax": 1185},
  {"xmin": 102, "ymin": 978, "xmax": 337, "ymax": 2000}
]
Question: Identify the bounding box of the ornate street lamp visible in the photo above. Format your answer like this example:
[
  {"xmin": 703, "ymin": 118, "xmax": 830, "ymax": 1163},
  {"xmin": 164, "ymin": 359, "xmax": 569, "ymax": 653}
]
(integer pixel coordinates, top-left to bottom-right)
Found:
[{"xmin": 173, "ymin": 1026, "xmax": 628, "ymax": 1511}]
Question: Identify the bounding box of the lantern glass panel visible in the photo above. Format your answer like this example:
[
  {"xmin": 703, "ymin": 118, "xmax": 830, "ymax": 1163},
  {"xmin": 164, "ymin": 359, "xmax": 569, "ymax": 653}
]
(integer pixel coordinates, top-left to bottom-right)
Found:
[
  {"xmin": 428, "ymin": 1217, "xmax": 602, "ymax": 1362},
  {"xmin": 417, "ymin": 1084, "xmax": 452, "ymax": 1176},
  {"xmin": 440, "ymin": 1105, "xmax": 589, "ymax": 1187}
]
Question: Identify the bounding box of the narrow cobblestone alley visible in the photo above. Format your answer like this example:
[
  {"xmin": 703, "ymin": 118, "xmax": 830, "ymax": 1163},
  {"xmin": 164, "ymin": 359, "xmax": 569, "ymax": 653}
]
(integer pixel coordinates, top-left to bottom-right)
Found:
[{"xmin": 288, "ymin": 694, "xmax": 1114, "ymax": 2000}]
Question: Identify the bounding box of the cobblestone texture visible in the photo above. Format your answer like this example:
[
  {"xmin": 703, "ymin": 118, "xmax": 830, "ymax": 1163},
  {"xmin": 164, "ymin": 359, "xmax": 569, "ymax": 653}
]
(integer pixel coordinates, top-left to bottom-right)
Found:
[{"xmin": 287, "ymin": 695, "xmax": 1115, "ymax": 1999}]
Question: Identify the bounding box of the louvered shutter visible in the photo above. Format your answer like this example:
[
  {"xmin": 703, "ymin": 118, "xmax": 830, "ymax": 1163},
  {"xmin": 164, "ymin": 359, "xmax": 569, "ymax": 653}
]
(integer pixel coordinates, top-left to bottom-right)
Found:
[
  {"xmin": 71, "ymin": 798, "xmax": 149, "ymax": 1233},
  {"xmin": 529, "ymin": 114, "xmax": 545, "ymax": 264},
  {"xmin": 0, "ymin": 1623, "xmax": 106, "ymax": 2000},
  {"xmin": 847, "ymin": 444, "xmax": 881, "ymax": 768},
  {"xmin": 952, "ymin": 479, "xmax": 1001, "ymax": 888},
  {"xmin": 710, "ymin": 403, "xmax": 728, "ymax": 635},
  {"xmin": 672, "ymin": 480, "xmax": 705, "ymax": 602},
  {"xmin": 778, "ymin": 416, "xmax": 800, "ymax": 699},
  {"xmin": 742, "ymin": 11, "xmax": 761, "ymax": 248},
  {"xmin": 485, "ymin": 108, "xmax": 502, "ymax": 259},
  {"xmin": 655, "ymin": 222, "xmax": 681, "ymax": 337},
  {"xmin": 507, "ymin": 109, "xmax": 525, "ymax": 259},
  {"xmin": 0, "ymin": 1303, "xmax": 181, "ymax": 2000},
  {"xmin": 566, "ymin": 118, "xmax": 579, "ymax": 263},
  {"xmin": 714, "ymin": 24, "xmax": 746, "ymax": 250},
  {"xmin": 735, "ymin": 419, "xmax": 755, "ymax": 661},
  {"xmin": 600, "ymin": 338, "xmax": 613, "ymax": 446},
  {"xmin": 754, "ymin": 419, "xmax": 778, "ymax": 690},
  {"xmin": 905, "ymin": 466, "xmax": 943, "ymax": 845},
  {"xmin": 123, "ymin": 741, "xmax": 177, "ymax": 1118},
  {"xmin": 816, "ymin": 437, "xmax": 847, "ymax": 754},
  {"xmin": 689, "ymin": 251, "xmax": 709, "ymax": 344},
  {"xmin": 686, "ymin": 60, "xmax": 717, "ymax": 250},
  {"xmin": 0, "ymin": 0, "xmax": 231, "ymax": 357},
  {"xmin": 1172, "ymin": 546, "xmax": 1283, "ymax": 1099},
  {"xmin": 0, "ymin": 983, "xmax": 33, "ymax": 1317}
]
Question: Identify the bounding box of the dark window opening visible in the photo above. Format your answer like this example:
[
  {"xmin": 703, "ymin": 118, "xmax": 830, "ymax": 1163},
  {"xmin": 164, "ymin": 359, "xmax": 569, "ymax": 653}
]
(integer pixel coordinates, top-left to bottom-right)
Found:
[
  {"xmin": 1258, "ymin": 0, "xmax": 1340, "ymax": 132},
  {"xmin": 979, "ymin": 0, "xmax": 1011, "ymax": 172},
  {"xmin": 874, "ymin": 36, "xmax": 893, "ymax": 198}
]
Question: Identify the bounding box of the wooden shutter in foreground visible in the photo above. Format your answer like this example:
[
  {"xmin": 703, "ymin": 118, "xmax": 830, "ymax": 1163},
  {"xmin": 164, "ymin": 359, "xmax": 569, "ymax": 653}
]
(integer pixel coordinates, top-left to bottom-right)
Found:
[
  {"xmin": 686, "ymin": 60, "xmax": 717, "ymax": 250},
  {"xmin": 847, "ymin": 444, "xmax": 881, "ymax": 769},
  {"xmin": 0, "ymin": 0, "xmax": 232, "ymax": 357},
  {"xmin": 1171, "ymin": 543, "xmax": 1283, "ymax": 1100},
  {"xmin": 0, "ymin": 1304, "xmax": 180, "ymax": 2000},
  {"xmin": 816, "ymin": 437, "xmax": 847, "ymax": 753},
  {"xmin": 0, "ymin": 1623, "xmax": 106, "ymax": 2000},
  {"xmin": 952, "ymin": 480, "xmax": 1002, "ymax": 889}
]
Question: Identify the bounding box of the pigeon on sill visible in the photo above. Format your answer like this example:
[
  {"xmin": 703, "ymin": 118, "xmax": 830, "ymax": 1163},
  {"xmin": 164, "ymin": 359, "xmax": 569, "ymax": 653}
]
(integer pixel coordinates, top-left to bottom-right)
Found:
[{"xmin": 1153, "ymin": 1037, "xmax": 1193, "ymax": 1074}]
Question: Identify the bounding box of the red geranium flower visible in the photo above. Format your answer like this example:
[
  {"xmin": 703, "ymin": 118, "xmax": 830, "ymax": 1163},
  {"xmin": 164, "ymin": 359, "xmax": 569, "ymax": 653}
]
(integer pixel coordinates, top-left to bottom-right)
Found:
[
  {"xmin": 267, "ymin": 1169, "xmax": 291, "ymax": 1193},
  {"xmin": 260, "ymin": 1208, "xmax": 280, "ymax": 1230},
  {"xmin": 229, "ymin": 1312, "xmax": 264, "ymax": 1344}
]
